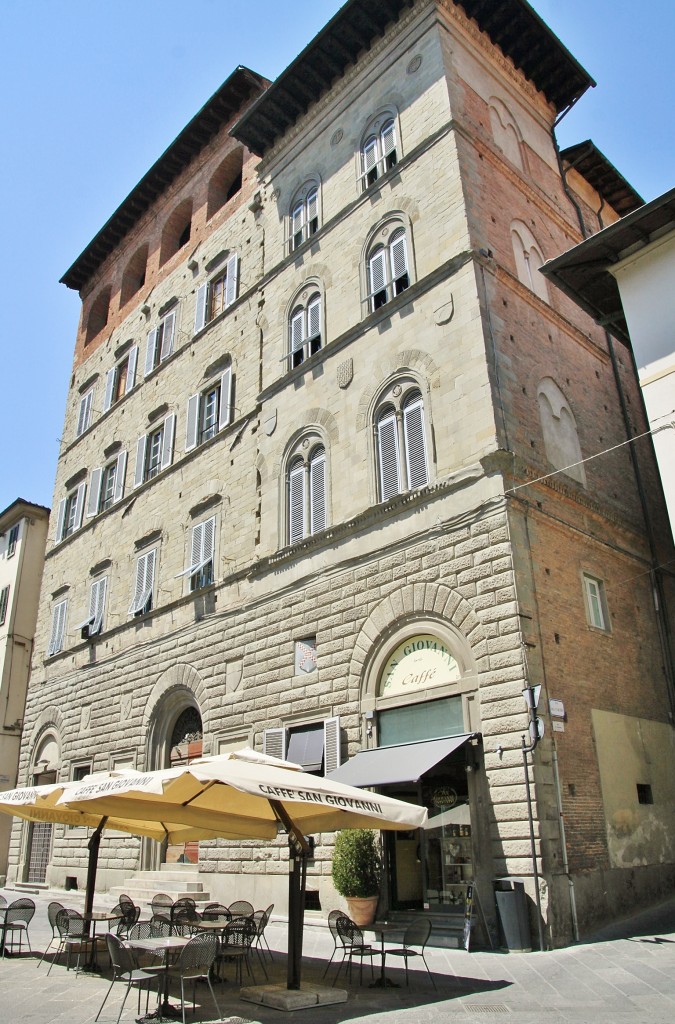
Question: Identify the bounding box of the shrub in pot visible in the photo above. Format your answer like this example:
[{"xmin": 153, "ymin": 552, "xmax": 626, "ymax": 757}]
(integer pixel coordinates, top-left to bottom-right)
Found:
[{"xmin": 331, "ymin": 828, "xmax": 381, "ymax": 926}]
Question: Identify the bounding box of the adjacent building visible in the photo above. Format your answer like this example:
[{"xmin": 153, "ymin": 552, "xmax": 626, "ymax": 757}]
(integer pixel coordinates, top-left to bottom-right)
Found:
[
  {"xmin": 0, "ymin": 499, "xmax": 49, "ymax": 883},
  {"xmin": 8, "ymin": 0, "xmax": 675, "ymax": 946}
]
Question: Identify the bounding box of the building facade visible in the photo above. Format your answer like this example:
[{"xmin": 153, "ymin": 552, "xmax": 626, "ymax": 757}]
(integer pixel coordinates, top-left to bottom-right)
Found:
[
  {"xmin": 0, "ymin": 499, "xmax": 49, "ymax": 883},
  {"xmin": 9, "ymin": 0, "xmax": 675, "ymax": 946}
]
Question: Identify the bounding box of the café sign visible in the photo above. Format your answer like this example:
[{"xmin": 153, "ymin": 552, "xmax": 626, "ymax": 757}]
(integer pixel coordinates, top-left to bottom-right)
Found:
[{"xmin": 381, "ymin": 634, "xmax": 460, "ymax": 697}]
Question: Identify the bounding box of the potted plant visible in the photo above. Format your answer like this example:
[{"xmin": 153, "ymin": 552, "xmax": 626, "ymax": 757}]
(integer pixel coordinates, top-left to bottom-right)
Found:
[{"xmin": 331, "ymin": 828, "xmax": 382, "ymax": 926}]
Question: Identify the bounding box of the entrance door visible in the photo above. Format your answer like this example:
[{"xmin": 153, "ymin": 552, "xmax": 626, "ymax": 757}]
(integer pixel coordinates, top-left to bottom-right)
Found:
[
  {"xmin": 26, "ymin": 769, "xmax": 56, "ymax": 884},
  {"xmin": 165, "ymin": 739, "xmax": 203, "ymax": 865},
  {"xmin": 384, "ymin": 785, "xmax": 424, "ymax": 910}
]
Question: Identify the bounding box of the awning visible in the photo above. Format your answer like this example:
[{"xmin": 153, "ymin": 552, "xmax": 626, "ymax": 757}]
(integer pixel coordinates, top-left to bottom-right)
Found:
[{"xmin": 327, "ymin": 734, "xmax": 475, "ymax": 788}]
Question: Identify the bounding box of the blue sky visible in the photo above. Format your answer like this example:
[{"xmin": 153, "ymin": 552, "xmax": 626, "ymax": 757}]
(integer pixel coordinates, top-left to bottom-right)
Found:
[{"xmin": 1, "ymin": 0, "xmax": 673, "ymax": 514}]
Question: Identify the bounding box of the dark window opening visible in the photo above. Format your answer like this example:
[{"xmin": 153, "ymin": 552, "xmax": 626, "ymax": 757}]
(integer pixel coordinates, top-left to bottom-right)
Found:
[
  {"xmin": 178, "ymin": 221, "xmax": 191, "ymax": 249},
  {"xmin": 637, "ymin": 783, "xmax": 653, "ymax": 805}
]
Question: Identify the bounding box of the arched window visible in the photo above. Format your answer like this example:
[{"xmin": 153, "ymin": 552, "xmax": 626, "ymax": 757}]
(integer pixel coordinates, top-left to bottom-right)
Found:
[
  {"xmin": 367, "ymin": 227, "xmax": 409, "ymax": 312},
  {"xmin": 85, "ymin": 286, "xmax": 111, "ymax": 345},
  {"xmin": 289, "ymin": 290, "xmax": 322, "ymax": 369},
  {"xmin": 207, "ymin": 149, "xmax": 244, "ymax": 218},
  {"xmin": 287, "ymin": 440, "xmax": 327, "ymax": 544},
  {"xmin": 120, "ymin": 244, "xmax": 148, "ymax": 307},
  {"xmin": 289, "ymin": 182, "xmax": 319, "ymax": 251},
  {"xmin": 375, "ymin": 384, "xmax": 429, "ymax": 501},
  {"xmin": 160, "ymin": 199, "xmax": 193, "ymax": 265},
  {"xmin": 360, "ymin": 115, "xmax": 397, "ymax": 190},
  {"xmin": 511, "ymin": 220, "xmax": 548, "ymax": 302},
  {"xmin": 488, "ymin": 98, "xmax": 524, "ymax": 171},
  {"xmin": 537, "ymin": 378, "xmax": 586, "ymax": 486}
]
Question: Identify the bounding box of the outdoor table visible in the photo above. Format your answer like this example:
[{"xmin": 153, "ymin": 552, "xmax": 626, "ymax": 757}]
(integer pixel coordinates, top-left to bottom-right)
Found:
[
  {"xmin": 80, "ymin": 910, "xmax": 122, "ymax": 972},
  {"xmin": 126, "ymin": 934, "xmax": 189, "ymax": 1021},
  {"xmin": 196, "ymin": 916, "xmax": 233, "ymax": 982},
  {"xmin": 367, "ymin": 921, "xmax": 404, "ymax": 988}
]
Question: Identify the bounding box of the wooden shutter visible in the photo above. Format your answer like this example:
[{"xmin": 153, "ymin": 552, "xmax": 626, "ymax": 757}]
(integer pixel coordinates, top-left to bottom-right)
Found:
[
  {"xmin": 363, "ymin": 135, "xmax": 378, "ymax": 173},
  {"xmin": 290, "ymin": 309, "xmax": 304, "ymax": 353},
  {"xmin": 145, "ymin": 328, "xmax": 159, "ymax": 376},
  {"xmin": 323, "ymin": 716, "xmax": 341, "ymax": 776},
  {"xmin": 218, "ymin": 367, "xmax": 232, "ymax": 430},
  {"xmin": 48, "ymin": 600, "xmax": 67, "ymax": 657},
  {"xmin": 103, "ymin": 368, "xmax": 116, "ymax": 412},
  {"xmin": 134, "ymin": 435, "xmax": 147, "ymax": 488},
  {"xmin": 77, "ymin": 391, "xmax": 92, "ymax": 436},
  {"xmin": 307, "ymin": 296, "xmax": 321, "ymax": 341},
  {"xmin": 159, "ymin": 311, "xmax": 176, "ymax": 360},
  {"xmin": 0, "ymin": 586, "xmax": 10, "ymax": 625},
  {"xmin": 288, "ymin": 462, "xmax": 305, "ymax": 544},
  {"xmin": 87, "ymin": 468, "xmax": 102, "ymax": 518},
  {"xmin": 381, "ymin": 119, "xmax": 396, "ymax": 156},
  {"xmin": 126, "ymin": 345, "xmax": 138, "ymax": 392},
  {"xmin": 291, "ymin": 202, "xmax": 304, "ymax": 241},
  {"xmin": 55, "ymin": 498, "xmax": 66, "ymax": 542},
  {"xmin": 202, "ymin": 516, "xmax": 215, "ymax": 564},
  {"xmin": 185, "ymin": 393, "xmax": 200, "ymax": 453},
  {"xmin": 73, "ymin": 482, "xmax": 86, "ymax": 532},
  {"xmin": 91, "ymin": 577, "xmax": 107, "ymax": 635},
  {"xmin": 194, "ymin": 283, "xmax": 208, "ymax": 333},
  {"xmin": 225, "ymin": 253, "xmax": 239, "ymax": 308},
  {"xmin": 191, "ymin": 521, "xmax": 205, "ymax": 569},
  {"xmin": 309, "ymin": 449, "xmax": 326, "ymax": 534},
  {"xmin": 113, "ymin": 449, "xmax": 127, "ymax": 503},
  {"xmin": 377, "ymin": 411, "xmax": 401, "ymax": 500},
  {"xmin": 160, "ymin": 413, "xmax": 176, "ymax": 470},
  {"xmin": 403, "ymin": 397, "xmax": 428, "ymax": 489},
  {"xmin": 369, "ymin": 248, "xmax": 387, "ymax": 300},
  {"xmin": 263, "ymin": 728, "xmax": 286, "ymax": 760},
  {"xmin": 307, "ymin": 189, "xmax": 318, "ymax": 231},
  {"xmin": 390, "ymin": 232, "xmax": 408, "ymax": 283},
  {"xmin": 129, "ymin": 549, "xmax": 155, "ymax": 616}
]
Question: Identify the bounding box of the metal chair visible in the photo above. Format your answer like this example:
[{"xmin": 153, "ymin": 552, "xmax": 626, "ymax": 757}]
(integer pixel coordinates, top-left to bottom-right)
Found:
[
  {"xmin": 3, "ymin": 897, "xmax": 36, "ymax": 955},
  {"xmin": 172, "ymin": 906, "xmax": 201, "ymax": 936},
  {"xmin": 150, "ymin": 892, "xmax": 174, "ymax": 915},
  {"xmin": 170, "ymin": 897, "xmax": 197, "ymax": 931},
  {"xmin": 251, "ymin": 911, "xmax": 269, "ymax": 979},
  {"xmin": 334, "ymin": 916, "xmax": 374, "ymax": 985},
  {"xmin": 383, "ymin": 917, "xmax": 436, "ymax": 989},
  {"xmin": 47, "ymin": 908, "xmax": 92, "ymax": 975},
  {"xmin": 323, "ymin": 909, "xmax": 351, "ymax": 979},
  {"xmin": 201, "ymin": 902, "xmax": 230, "ymax": 921},
  {"xmin": 219, "ymin": 917, "xmax": 257, "ymax": 985},
  {"xmin": 37, "ymin": 900, "xmax": 65, "ymax": 968},
  {"xmin": 227, "ymin": 899, "xmax": 254, "ymax": 919},
  {"xmin": 165, "ymin": 932, "xmax": 222, "ymax": 1024},
  {"xmin": 0, "ymin": 894, "xmax": 6, "ymax": 908},
  {"xmin": 95, "ymin": 932, "xmax": 159, "ymax": 1024},
  {"xmin": 150, "ymin": 912, "xmax": 173, "ymax": 936}
]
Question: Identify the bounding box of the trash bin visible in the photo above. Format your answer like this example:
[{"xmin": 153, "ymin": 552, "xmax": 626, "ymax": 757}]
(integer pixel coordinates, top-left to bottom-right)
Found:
[
  {"xmin": 64, "ymin": 875, "xmax": 78, "ymax": 891},
  {"xmin": 494, "ymin": 877, "xmax": 531, "ymax": 952}
]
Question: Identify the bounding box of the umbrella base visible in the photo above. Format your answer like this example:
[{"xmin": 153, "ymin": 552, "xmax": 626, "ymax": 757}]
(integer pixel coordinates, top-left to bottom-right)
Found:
[{"xmin": 240, "ymin": 983, "xmax": 348, "ymax": 1011}]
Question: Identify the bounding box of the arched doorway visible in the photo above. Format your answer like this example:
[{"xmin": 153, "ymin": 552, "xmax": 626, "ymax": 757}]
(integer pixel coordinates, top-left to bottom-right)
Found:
[
  {"xmin": 165, "ymin": 706, "xmax": 203, "ymax": 865},
  {"xmin": 25, "ymin": 734, "xmax": 60, "ymax": 884}
]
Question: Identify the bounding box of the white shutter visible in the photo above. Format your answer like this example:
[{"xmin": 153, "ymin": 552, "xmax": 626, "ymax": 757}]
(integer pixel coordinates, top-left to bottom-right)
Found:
[
  {"xmin": 390, "ymin": 232, "xmax": 408, "ymax": 283},
  {"xmin": 363, "ymin": 135, "xmax": 378, "ymax": 173},
  {"xmin": 381, "ymin": 119, "xmax": 396, "ymax": 156},
  {"xmin": 87, "ymin": 468, "xmax": 103, "ymax": 518},
  {"xmin": 159, "ymin": 311, "xmax": 176, "ymax": 360},
  {"xmin": 323, "ymin": 716, "xmax": 341, "ymax": 776},
  {"xmin": 126, "ymin": 345, "xmax": 138, "ymax": 392},
  {"xmin": 145, "ymin": 328, "xmax": 159, "ymax": 376},
  {"xmin": 48, "ymin": 600, "xmax": 67, "ymax": 657},
  {"xmin": 103, "ymin": 368, "xmax": 116, "ymax": 412},
  {"xmin": 202, "ymin": 516, "xmax": 215, "ymax": 565},
  {"xmin": 218, "ymin": 367, "xmax": 232, "ymax": 430},
  {"xmin": 225, "ymin": 253, "xmax": 239, "ymax": 308},
  {"xmin": 113, "ymin": 449, "xmax": 127, "ymax": 503},
  {"xmin": 403, "ymin": 397, "xmax": 428, "ymax": 489},
  {"xmin": 288, "ymin": 462, "xmax": 305, "ymax": 544},
  {"xmin": 129, "ymin": 549, "xmax": 155, "ymax": 616},
  {"xmin": 309, "ymin": 449, "xmax": 326, "ymax": 534},
  {"xmin": 290, "ymin": 309, "xmax": 304, "ymax": 353},
  {"xmin": 160, "ymin": 413, "xmax": 176, "ymax": 470},
  {"xmin": 307, "ymin": 296, "xmax": 321, "ymax": 341},
  {"xmin": 291, "ymin": 202, "xmax": 304, "ymax": 240},
  {"xmin": 191, "ymin": 521, "xmax": 205, "ymax": 568},
  {"xmin": 73, "ymin": 482, "xmax": 86, "ymax": 532},
  {"xmin": 134, "ymin": 435, "xmax": 147, "ymax": 488},
  {"xmin": 129, "ymin": 555, "xmax": 145, "ymax": 615},
  {"xmin": 263, "ymin": 728, "xmax": 286, "ymax": 760},
  {"xmin": 76, "ymin": 391, "xmax": 92, "ymax": 436},
  {"xmin": 194, "ymin": 283, "xmax": 208, "ymax": 333},
  {"xmin": 55, "ymin": 498, "xmax": 66, "ymax": 542},
  {"xmin": 378, "ymin": 411, "xmax": 401, "ymax": 500},
  {"xmin": 185, "ymin": 393, "xmax": 200, "ymax": 453},
  {"xmin": 91, "ymin": 577, "xmax": 107, "ymax": 635},
  {"xmin": 369, "ymin": 248, "xmax": 387, "ymax": 299},
  {"xmin": 307, "ymin": 189, "xmax": 318, "ymax": 229}
]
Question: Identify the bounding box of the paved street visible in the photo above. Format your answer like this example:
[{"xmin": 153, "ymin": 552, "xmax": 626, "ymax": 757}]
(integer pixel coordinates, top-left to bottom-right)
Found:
[{"xmin": 1, "ymin": 886, "xmax": 675, "ymax": 1024}]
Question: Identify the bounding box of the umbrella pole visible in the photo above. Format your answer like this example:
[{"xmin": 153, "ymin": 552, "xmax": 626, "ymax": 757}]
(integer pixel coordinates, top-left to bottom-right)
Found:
[
  {"xmin": 84, "ymin": 817, "xmax": 107, "ymax": 938},
  {"xmin": 269, "ymin": 800, "xmax": 310, "ymax": 991}
]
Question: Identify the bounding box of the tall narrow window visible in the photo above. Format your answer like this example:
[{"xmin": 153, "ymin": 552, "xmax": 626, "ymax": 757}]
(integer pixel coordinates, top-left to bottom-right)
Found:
[
  {"xmin": 367, "ymin": 229, "xmax": 409, "ymax": 312},
  {"xmin": 103, "ymin": 347, "xmax": 138, "ymax": 411},
  {"xmin": 87, "ymin": 450, "xmax": 128, "ymax": 517},
  {"xmin": 185, "ymin": 367, "xmax": 233, "ymax": 452},
  {"xmin": 145, "ymin": 309, "xmax": 177, "ymax": 375},
  {"xmin": 47, "ymin": 599, "xmax": 68, "ymax": 657},
  {"xmin": 176, "ymin": 517, "xmax": 216, "ymax": 591},
  {"xmin": 76, "ymin": 577, "xmax": 107, "ymax": 639},
  {"xmin": 583, "ymin": 573, "xmax": 610, "ymax": 632},
  {"xmin": 0, "ymin": 585, "xmax": 9, "ymax": 625},
  {"xmin": 55, "ymin": 483, "xmax": 86, "ymax": 543},
  {"xmin": 7, "ymin": 524, "xmax": 20, "ymax": 558},
  {"xmin": 133, "ymin": 414, "xmax": 176, "ymax": 487},
  {"xmin": 193, "ymin": 254, "xmax": 239, "ymax": 333},
  {"xmin": 76, "ymin": 389, "xmax": 94, "ymax": 437},
  {"xmin": 129, "ymin": 550, "xmax": 156, "ymax": 617},
  {"xmin": 375, "ymin": 385, "xmax": 429, "ymax": 502},
  {"xmin": 289, "ymin": 292, "xmax": 322, "ymax": 368},
  {"xmin": 360, "ymin": 117, "xmax": 397, "ymax": 189},
  {"xmin": 287, "ymin": 442, "xmax": 327, "ymax": 545},
  {"xmin": 290, "ymin": 185, "xmax": 319, "ymax": 251}
]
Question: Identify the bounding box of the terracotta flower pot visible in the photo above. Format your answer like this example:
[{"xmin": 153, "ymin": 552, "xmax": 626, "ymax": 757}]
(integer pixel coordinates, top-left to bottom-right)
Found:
[{"xmin": 346, "ymin": 895, "xmax": 379, "ymax": 927}]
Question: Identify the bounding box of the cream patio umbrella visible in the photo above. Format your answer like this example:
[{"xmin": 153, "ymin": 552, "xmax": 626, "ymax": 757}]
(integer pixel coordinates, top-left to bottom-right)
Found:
[{"xmin": 58, "ymin": 747, "xmax": 427, "ymax": 989}]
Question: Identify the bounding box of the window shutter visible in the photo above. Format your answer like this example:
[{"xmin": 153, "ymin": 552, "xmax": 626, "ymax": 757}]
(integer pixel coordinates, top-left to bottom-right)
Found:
[
  {"xmin": 290, "ymin": 309, "xmax": 304, "ymax": 352},
  {"xmin": 307, "ymin": 296, "xmax": 321, "ymax": 340},
  {"xmin": 55, "ymin": 498, "xmax": 66, "ymax": 542},
  {"xmin": 87, "ymin": 468, "xmax": 103, "ymax": 518},
  {"xmin": 218, "ymin": 367, "xmax": 232, "ymax": 430},
  {"xmin": 113, "ymin": 449, "xmax": 127, "ymax": 503},
  {"xmin": 363, "ymin": 135, "xmax": 378, "ymax": 172},
  {"xmin": 159, "ymin": 311, "xmax": 176, "ymax": 360},
  {"xmin": 191, "ymin": 521, "xmax": 205, "ymax": 568},
  {"xmin": 307, "ymin": 189, "xmax": 318, "ymax": 227},
  {"xmin": 291, "ymin": 202, "xmax": 304, "ymax": 239},
  {"xmin": 129, "ymin": 549, "xmax": 156, "ymax": 616},
  {"xmin": 145, "ymin": 328, "xmax": 159, "ymax": 376},
  {"xmin": 263, "ymin": 728, "xmax": 286, "ymax": 761},
  {"xmin": 369, "ymin": 248, "xmax": 387, "ymax": 297},
  {"xmin": 203, "ymin": 516, "xmax": 215, "ymax": 564},
  {"xmin": 309, "ymin": 449, "xmax": 326, "ymax": 534},
  {"xmin": 0, "ymin": 586, "xmax": 10, "ymax": 625},
  {"xmin": 48, "ymin": 600, "xmax": 67, "ymax": 657},
  {"xmin": 381, "ymin": 119, "xmax": 396, "ymax": 156},
  {"xmin": 288, "ymin": 462, "xmax": 305, "ymax": 544},
  {"xmin": 160, "ymin": 413, "xmax": 176, "ymax": 470},
  {"xmin": 378, "ymin": 411, "xmax": 401, "ymax": 500},
  {"xmin": 73, "ymin": 482, "xmax": 86, "ymax": 531},
  {"xmin": 225, "ymin": 253, "xmax": 239, "ymax": 308},
  {"xmin": 103, "ymin": 368, "xmax": 116, "ymax": 412},
  {"xmin": 403, "ymin": 397, "xmax": 428, "ymax": 489},
  {"xmin": 126, "ymin": 345, "xmax": 138, "ymax": 392},
  {"xmin": 194, "ymin": 283, "xmax": 208, "ymax": 333},
  {"xmin": 323, "ymin": 716, "xmax": 341, "ymax": 775},
  {"xmin": 185, "ymin": 393, "xmax": 200, "ymax": 453},
  {"xmin": 77, "ymin": 391, "xmax": 92, "ymax": 436},
  {"xmin": 134, "ymin": 435, "xmax": 147, "ymax": 488},
  {"xmin": 390, "ymin": 232, "xmax": 408, "ymax": 282},
  {"xmin": 91, "ymin": 577, "xmax": 107, "ymax": 635}
]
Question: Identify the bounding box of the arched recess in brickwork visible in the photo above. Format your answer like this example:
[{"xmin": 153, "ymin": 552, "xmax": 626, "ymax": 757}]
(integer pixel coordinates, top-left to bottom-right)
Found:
[
  {"xmin": 537, "ymin": 378, "xmax": 586, "ymax": 487},
  {"xmin": 349, "ymin": 583, "xmax": 488, "ymax": 735},
  {"xmin": 488, "ymin": 96, "xmax": 526, "ymax": 173},
  {"xmin": 26, "ymin": 707, "xmax": 65, "ymax": 772},
  {"xmin": 355, "ymin": 350, "xmax": 440, "ymax": 431}
]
